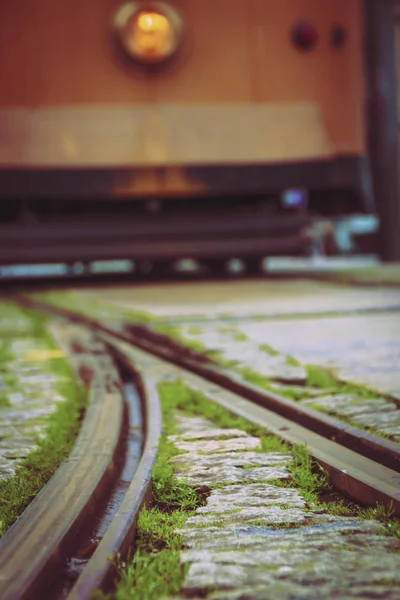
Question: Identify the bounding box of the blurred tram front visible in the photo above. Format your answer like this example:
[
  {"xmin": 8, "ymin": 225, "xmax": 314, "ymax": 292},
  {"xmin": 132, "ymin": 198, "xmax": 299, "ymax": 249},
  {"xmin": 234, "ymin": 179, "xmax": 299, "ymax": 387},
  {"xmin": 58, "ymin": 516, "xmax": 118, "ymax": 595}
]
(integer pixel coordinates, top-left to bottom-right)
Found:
[{"xmin": 0, "ymin": 0, "xmax": 379, "ymax": 271}]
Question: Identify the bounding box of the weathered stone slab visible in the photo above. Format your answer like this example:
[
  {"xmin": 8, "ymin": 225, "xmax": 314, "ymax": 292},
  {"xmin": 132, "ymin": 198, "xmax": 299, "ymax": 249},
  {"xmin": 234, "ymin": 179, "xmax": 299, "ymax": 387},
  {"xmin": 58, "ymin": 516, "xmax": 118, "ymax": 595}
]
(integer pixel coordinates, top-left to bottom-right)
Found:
[
  {"xmin": 0, "ymin": 426, "xmax": 20, "ymax": 439},
  {"xmin": 179, "ymin": 518, "xmax": 400, "ymax": 597},
  {"xmin": 18, "ymin": 375, "xmax": 66, "ymax": 387},
  {"xmin": 173, "ymin": 437, "xmax": 261, "ymax": 454},
  {"xmin": 0, "ymin": 406, "xmax": 55, "ymax": 423},
  {"xmin": 0, "ymin": 457, "xmax": 17, "ymax": 477},
  {"xmin": 379, "ymin": 425, "xmax": 400, "ymax": 437},
  {"xmin": 269, "ymin": 383, "xmax": 338, "ymax": 398},
  {"xmin": 183, "ymin": 562, "xmax": 276, "ymax": 591},
  {"xmin": 182, "ymin": 550, "xmax": 400, "ymax": 597},
  {"xmin": 301, "ymin": 394, "xmax": 397, "ymax": 417},
  {"xmin": 168, "ymin": 409, "xmax": 400, "ymax": 600},
  {"xmin": 12, "ymin": 422, "xmax": 47, "ymax": 436},
  {"xmin": 352, "ymin": 410, "xmax": 400, "ymax": 429},
  {"xmin": 205, "ymin": 584, "xmax": 400, "ymax": 600},
  {"xmin": 174, "ymin": 465, "xmax": 290, "ymax": 489},
  {"xmin": 186, "ymin": 506, "xmax": 307, "ymax": 528},
  {"xmin": 0, "ymin": 447, "xmax": 34, "ymax": 459},
  {"xmin": 179, "ymin": 327, "xmax": 307, "ymax": 383},
  {"xmin": 169, "ymin": 429, "xmax": 250, "ymax": 442},
  {"xmin": 175, "ymin": 415, "xmax": 214, "ymax": 434},
  {"xmin": 336, "ymin": 401, "xmax": 398, "ymax": 419},
  {"xmin": 175, "ymin": 519, "xmax": 385, "ymax": 551},
  {"xmin": 172, "ymin": 452, "xmax": 292, "ymax": 470},
  {"xmin": 203, "ymin": 484, "xmax": 306, "ymax": 510}
]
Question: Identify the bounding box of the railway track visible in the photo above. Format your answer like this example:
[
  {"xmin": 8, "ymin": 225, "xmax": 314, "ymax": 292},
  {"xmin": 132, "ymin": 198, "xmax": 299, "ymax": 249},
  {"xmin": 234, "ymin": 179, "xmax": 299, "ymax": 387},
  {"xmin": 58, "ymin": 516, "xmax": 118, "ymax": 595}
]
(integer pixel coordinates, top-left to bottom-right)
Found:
[{"xmin": 1, "ymin": 297, "xmax": 400, "ymax": 599}]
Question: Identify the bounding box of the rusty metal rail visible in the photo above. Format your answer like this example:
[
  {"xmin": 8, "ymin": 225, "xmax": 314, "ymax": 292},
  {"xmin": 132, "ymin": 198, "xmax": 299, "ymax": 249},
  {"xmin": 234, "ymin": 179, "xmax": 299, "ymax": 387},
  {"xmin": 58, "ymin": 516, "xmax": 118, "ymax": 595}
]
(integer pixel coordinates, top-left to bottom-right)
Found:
[{"xmin": 0, "ymin": 331, "xmax": 161, "ymax": 600}]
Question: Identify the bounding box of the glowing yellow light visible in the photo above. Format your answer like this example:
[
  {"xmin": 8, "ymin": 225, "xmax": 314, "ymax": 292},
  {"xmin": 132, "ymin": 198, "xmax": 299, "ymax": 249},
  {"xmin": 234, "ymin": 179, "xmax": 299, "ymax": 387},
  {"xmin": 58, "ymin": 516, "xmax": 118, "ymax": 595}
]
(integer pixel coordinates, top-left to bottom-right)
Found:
[
  {"xmin": 114, "ymin": 2, "xmax": 183, "ymax": 64},
  {"xmin": 127, "ymin": 10, "xmax": 175, "ymax": 61}
]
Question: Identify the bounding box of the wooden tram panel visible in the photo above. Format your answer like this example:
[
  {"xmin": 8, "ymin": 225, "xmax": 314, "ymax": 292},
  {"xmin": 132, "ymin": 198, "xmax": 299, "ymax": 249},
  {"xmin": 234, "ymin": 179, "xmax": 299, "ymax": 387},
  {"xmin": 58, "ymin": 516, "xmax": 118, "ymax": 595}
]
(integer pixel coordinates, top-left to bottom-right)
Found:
[{"xmin": 0, "ymin": 0, "xmax": 369, "ymax": 201}]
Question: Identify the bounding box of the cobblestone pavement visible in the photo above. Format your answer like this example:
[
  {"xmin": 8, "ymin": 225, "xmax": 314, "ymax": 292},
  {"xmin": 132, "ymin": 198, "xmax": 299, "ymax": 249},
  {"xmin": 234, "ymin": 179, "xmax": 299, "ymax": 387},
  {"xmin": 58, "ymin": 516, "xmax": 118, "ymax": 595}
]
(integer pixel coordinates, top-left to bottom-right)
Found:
[
  {"xmin": 0, "ymin": 303, "xmax": 72, "ymax": 480},
  {"xmin": 39, "ymin": 280, "xmax": 400, "ymax": 438},
  {"xmin": 169, "ymin": 324, "xmax": 400, "ymax": 441},
  {"xmin": 65, "ymin": 279, "xmax": 400, "ymax": 397},
  {"xmin": 75, "ymin": 279, "xmax": 400, "ymax": 319},
  {"xmin": 235, "ymin": 313, "xmax": 400, "ymax": 397},
  {"xmin": 168, "ymin": 415, "xmax": 400, "ymax": 600}
]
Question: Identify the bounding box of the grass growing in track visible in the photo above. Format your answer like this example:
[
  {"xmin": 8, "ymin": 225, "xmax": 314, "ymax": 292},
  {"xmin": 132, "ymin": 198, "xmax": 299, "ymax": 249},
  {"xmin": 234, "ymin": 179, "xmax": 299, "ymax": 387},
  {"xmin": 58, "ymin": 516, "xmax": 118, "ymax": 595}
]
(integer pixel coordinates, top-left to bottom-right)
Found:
[
  {"xmin": 0, "ymin": 304, "xmax": 87, "ymax": 536},
  {"xmin": 97, "ymin": 381, "xmax": 294, "ymax": 600},
  {"xmin": 99, "ymin": 378, "xmax": 400, "ymax": 599},
  {"xmin": 99, "ymin": 379, "xmax": 382, "ymax": 600}
]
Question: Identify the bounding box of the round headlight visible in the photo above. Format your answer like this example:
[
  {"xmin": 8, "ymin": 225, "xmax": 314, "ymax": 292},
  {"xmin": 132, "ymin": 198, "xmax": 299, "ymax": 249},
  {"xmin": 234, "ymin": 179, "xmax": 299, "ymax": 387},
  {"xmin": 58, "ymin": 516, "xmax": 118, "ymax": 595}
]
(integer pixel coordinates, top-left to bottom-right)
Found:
[{"xmin": 113, "ymin": 2, "xmax": 184, "ymax": 65}]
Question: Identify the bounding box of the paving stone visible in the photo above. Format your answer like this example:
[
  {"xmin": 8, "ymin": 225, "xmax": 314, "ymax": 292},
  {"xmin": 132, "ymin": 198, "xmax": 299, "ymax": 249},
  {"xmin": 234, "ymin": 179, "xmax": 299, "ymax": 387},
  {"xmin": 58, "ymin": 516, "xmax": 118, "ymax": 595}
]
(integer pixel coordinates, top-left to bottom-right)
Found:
[
  {"xmin": 0, "ymin": 447, "xmax": 35, "ymax": 459},
  {"xmin": 0, "ymin": 426, "xmax": 20, "ymax": 439},
  {"xmin": 180, "ymin": 541, "xmax": 399, "ymax": 569},
  {"xmin": 175, "ymin": 415, "xmax": 214, "ymax": 434},
  {"xmin": 0, "ymin": 437, "xmax": 37, "ymax": 449},
  {"xmin": 172, "ymin": 452, "xmax": 292, "ymax": 470},
  {"xmin": 0, "ymin": 457, "xmax": 17, "ymax": 477},
  {"xmin": 0, "ymin": 406, "xmax": 56, "ymax": 423},
  {"xmin": 269, "ymin": 383, "xmax": 337, "ymax": 398},
  {"xmin": 179, "ymin": 327, "xmax": 307, "ymax": 383},
  {"xmin": 168, "ymin": 413, "xmax": 400, "ymax": 599},
  {"xmin": 186, "ymin": 506, "xmax": 308, "ymax": 528},
  {"xmin": 206, "ymin": 586, "xmax": 400, "ymax": 600},
  {"xmin": 12, "ymin": 422, "xmax": 47, "ymax": 435},
  {"xmin": 351, "ymin": 410, "xmax": 400, "ymax": 429},
  {"xmin": 379, "ymin": 425, "xmax": 400, "ymax": 437},
  {"xmin": 174, "ymin": 465, "xmax": 290, "ymax": 489},
  {"xmin": 18, "ymin": 374, "xmax": 66, "ymax": 386},
  {"xmin": 169, "ymin": 429, "xmax": 250, "ymax": 442},
  {"xmin": 173, "ymin": 437, "xmax": 261, "ymax": 454},
  {"xmin": 202, "ymin": 484, "xmax": 306, "ymax": 510},
  {"xmin": 182, "ymin": 549, "xmax": 400, "ymax": 597},
  {"xmin": 302, "ymin": 394, "xmax": 397, "ymax": 419},
  {"xmin": 178, "ymin": 519, "xmax": 400, "ymax": 598},
  {"xmin": 175, "ymin": 519, "xmax": 385, "ymax": 551}
]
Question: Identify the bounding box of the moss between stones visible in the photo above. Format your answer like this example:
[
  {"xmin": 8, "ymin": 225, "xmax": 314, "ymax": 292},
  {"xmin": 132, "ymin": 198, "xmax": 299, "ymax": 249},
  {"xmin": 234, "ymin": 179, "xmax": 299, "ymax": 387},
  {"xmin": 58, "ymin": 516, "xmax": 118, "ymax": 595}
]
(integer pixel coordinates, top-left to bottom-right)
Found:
[
  {"xmin": 97, "ymin": 379, "xmax": 400, "ymax": 600},
  {"xmin": 0, "ymin": 303, "xmax": 87, "ymax": 536},
  {"xmin": 259, "ymin": 343, "xmax": 280, "ymax": 356},
  {"xmin": 0, "ymin": 395, "xmax": 11, "ymax": 408},
  {"xmin": 31, "ymin": 291, "xmax": 158, "ymax": 326}
]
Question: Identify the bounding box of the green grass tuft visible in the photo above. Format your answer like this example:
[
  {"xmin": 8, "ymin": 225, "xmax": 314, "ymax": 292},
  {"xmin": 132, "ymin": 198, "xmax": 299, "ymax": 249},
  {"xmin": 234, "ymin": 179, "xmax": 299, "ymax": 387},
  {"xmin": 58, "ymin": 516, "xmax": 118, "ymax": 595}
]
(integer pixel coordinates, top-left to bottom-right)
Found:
[
  {"xmin": 155, "ymin": 324, "xmax": 207, "ymax": 354},
  {"xmin": 359, "ymin": 503, "xmax": 400, "ymax": 541},
  {"xmin": 259, "ymin": 344, "xmax": 279, "ymax": 356},
  {"xmin": 305, "ymin": 365, "xmax": 338, "ymax": 389},
  {"xmin": 285, "ymin": 355, "xmax": 301, "ymax": 367},
  {"xmin": 0, "ymin": 395, "xmax": 11, "ymax": 408},
  {"xmin": 186, "ymin": 325, "xmax": 202, "ymax": 335}
]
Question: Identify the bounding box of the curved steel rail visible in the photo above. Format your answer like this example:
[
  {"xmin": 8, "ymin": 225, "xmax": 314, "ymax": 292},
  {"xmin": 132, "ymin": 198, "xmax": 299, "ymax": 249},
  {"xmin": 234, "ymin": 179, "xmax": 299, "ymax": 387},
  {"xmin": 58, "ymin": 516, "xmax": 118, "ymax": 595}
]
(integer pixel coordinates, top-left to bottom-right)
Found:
[
  {"xmin": 0, "ymin": 327, "xmax": 162, "ymax": 600},
  {"xmin": 67, "ymin": 346, "xmax": 162, "ymax": 599},
  {"xmin": 0, "ymin": 380, "xmax": 124, "ymax": 600}
]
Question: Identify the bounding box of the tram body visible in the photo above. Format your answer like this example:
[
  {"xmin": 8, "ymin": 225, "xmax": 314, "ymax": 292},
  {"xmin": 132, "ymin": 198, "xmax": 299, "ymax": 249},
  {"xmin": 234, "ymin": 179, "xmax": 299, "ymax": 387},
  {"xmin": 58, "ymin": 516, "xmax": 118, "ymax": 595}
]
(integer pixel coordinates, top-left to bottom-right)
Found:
[{"xmin": 0, "ymin": 0, "xmax": 379, "ymax": 267}]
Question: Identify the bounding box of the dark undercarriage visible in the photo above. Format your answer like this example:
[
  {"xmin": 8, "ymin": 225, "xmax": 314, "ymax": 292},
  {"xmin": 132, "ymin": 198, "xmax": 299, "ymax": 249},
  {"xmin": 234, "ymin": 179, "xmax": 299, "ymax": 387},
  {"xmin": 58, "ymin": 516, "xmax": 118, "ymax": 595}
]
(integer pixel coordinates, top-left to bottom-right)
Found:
[{"xmin": 0, "ymin": 156, "xmax": 375, "ymax": 269}]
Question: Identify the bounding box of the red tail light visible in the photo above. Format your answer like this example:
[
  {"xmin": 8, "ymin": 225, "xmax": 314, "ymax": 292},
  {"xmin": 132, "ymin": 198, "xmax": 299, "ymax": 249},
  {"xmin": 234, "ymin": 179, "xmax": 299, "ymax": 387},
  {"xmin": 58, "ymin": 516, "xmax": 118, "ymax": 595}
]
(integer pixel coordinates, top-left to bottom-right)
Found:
[{"xmin": 292, "ymin": 22, "xmax": 318, "ymax": 52}]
